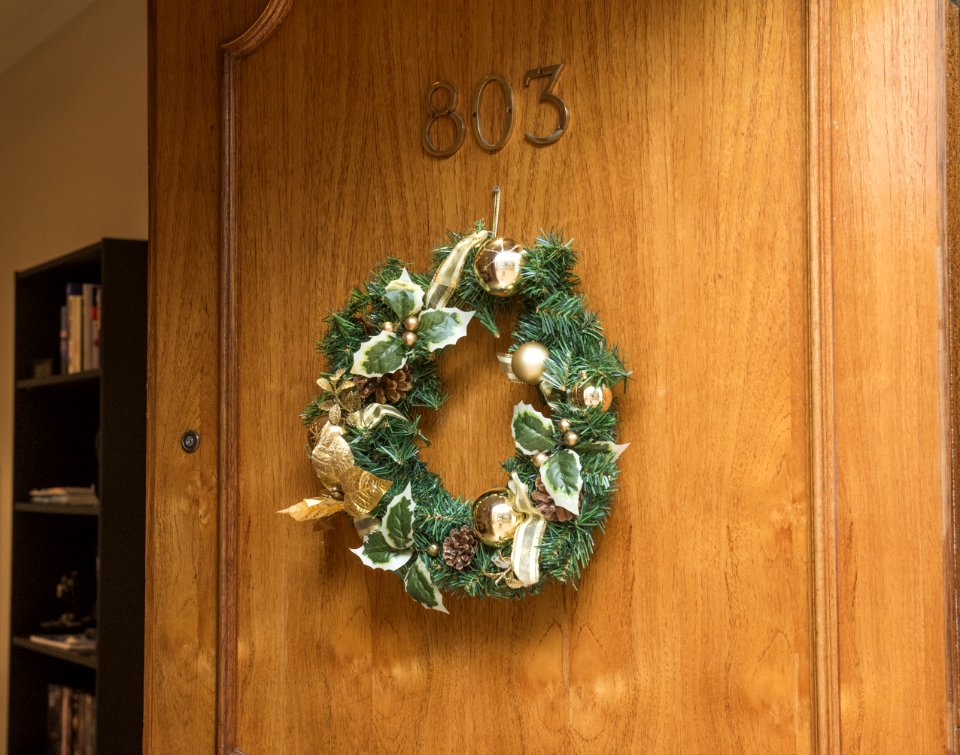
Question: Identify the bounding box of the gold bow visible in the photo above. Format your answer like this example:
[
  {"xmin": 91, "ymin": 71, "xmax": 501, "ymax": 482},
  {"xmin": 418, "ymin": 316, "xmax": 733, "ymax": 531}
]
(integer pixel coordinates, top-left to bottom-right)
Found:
[{"xmin": 279, "ymin": 420, "xmax": 393, "ymax": 522}]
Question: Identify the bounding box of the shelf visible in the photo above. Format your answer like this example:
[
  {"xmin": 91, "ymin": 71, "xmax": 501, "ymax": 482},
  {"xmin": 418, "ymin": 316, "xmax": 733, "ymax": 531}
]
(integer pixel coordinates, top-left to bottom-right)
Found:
[
  {"xmin": 12, "ymin": 637, "xmax": 97, "ymax": 670},
  {"xmin": 14, "ymin": 502, "xmax": 99, "ymax": 516},
  {"xmin": 15, "ymin": 369, "xmax": 100, "ymax": 390}
]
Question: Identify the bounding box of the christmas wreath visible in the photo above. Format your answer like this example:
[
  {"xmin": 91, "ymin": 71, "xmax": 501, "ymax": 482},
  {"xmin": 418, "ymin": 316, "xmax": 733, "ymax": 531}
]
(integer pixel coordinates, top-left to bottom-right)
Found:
[{"xmin": 281, "ymin": 196, "xmax": 628, "ymax": 613}]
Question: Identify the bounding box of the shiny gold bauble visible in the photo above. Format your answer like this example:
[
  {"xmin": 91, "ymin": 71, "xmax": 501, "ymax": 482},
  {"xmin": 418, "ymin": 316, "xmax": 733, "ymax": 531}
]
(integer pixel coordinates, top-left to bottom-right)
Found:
[
  {"xmin": 426, "ymin": 543, "xmax": 440, "ymax": 557},
  {"xmin": 471, "ymin": 488, "xmax": 524, "ymax": 546},
  {"xmin": 558, "ymin": 418, "xmax": 572, "ymax": 432},
  {"xmin": 563, "ymin": 431, "xmax": 579, "ymax": 447},
  {"xmin": 510, "ymin": 341, "xmax": 549, "ymax": 385},
  {"xmin": 573, "ymin": 383, "xmax": 613, "ymax": 412},
  {"xmin": 402, "ymin": 331, "xmax": 418, "ymax": 347},
  {"xmin": 404, "ymin": 315, "xmax": 420, "ymax": 331},
  {"xmin": 532, "ymin": 451, "xmax": 549, "ymax": 468},
  {"xmin": 382, "ymin": 321, "xmax": 396, "ymax": 332},
  {"xmin": 473, "ymin": 237, "xmax": 525, "ymax": 296}
]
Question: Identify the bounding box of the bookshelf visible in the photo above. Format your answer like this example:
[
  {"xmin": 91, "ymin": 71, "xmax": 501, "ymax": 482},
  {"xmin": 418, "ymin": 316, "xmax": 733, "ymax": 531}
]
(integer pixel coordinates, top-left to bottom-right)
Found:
[{"xmin": 8, "ymin": 239, "xmax": 147, "ymax": 755}]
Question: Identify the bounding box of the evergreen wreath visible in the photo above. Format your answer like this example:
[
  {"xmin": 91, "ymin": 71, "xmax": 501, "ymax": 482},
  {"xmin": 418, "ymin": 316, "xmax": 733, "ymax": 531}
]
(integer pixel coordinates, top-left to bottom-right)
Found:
[{"xmin": 281, "ymin": 202, "xmax": 629, "ymax": 613}]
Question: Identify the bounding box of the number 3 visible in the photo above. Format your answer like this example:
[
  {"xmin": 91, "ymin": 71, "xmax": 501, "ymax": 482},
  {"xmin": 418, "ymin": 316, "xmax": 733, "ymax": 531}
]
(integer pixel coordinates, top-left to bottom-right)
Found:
[{"xmin": 523, "ymin": 63, "xmax": 569, "ymax": 145}]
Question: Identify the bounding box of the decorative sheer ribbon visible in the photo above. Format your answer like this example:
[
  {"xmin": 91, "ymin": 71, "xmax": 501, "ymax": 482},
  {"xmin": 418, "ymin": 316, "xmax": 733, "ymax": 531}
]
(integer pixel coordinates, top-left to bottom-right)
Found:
[{"xmin": 424, "ymin": 229, "xmax": 490, "ymax": 310}]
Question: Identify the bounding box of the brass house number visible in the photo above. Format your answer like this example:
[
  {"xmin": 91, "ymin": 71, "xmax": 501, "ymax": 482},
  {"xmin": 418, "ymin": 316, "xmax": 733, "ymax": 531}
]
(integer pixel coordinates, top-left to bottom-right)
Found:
[{"xmin": 422, "ymin": 63, "xmax": 569, "ymax": 157}]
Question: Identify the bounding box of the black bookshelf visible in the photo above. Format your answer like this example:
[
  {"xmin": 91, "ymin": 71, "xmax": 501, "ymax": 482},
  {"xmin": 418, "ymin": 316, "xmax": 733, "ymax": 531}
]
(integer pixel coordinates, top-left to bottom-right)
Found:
[{"xmin": 8, "ymin": 239, "xmax": 147, "ymax": 755}]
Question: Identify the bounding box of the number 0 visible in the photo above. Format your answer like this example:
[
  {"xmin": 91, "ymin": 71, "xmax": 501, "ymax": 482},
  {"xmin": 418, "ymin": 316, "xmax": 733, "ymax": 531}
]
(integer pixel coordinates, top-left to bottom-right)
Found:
[{"xmin": 471, "ymin": 74, "xmax": 515, "ymax": 152}]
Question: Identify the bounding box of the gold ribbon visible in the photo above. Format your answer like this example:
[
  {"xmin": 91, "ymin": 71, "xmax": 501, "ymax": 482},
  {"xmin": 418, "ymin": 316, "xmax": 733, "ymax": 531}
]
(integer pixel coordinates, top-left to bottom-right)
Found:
[
  {"xmin": 507, "ymin": 472, "xmax": 547, "ymax": 587},
  {"xmin": 424, "ymin": 229, "xmax": 490, "ymax": 310},
  {"xmin": 279, "ymin": 420, "xmax": 392, "ymax": 522}
]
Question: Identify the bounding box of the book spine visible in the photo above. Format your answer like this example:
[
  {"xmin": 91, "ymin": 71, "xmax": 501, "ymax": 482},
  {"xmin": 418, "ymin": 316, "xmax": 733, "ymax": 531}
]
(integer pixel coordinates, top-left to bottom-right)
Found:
[
  {"xmin": 59, "ymin": 306, "xmax": 69, "ymax": 375},
  {"xmin": 91, "ymin": 286, "xmax": 101, "ymax": 369},
  {"xmin": 46, "ymin": 685, "xmax": 62, "ymax": 755},
  {"xmin": 82, "ymin": 693, "xmax": 96, "ymax": 755},
  {"xmin": 66, "ymin": 284, "xmax": 83, "ymax": 374},
  {"xmin": 59, "ymin": 685, "xmax": 70, "ymax": 755},
  {"xmin": 82, "ymin": 284, "xmax": 94, "ymax": 371}
]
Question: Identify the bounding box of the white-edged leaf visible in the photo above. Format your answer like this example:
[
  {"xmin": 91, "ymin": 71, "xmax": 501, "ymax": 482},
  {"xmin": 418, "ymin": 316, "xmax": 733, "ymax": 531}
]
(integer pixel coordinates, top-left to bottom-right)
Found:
[
  {"xmin": 576, "ymin": 441, "xmax": 630, "ymax": 461},
  {"xmin": 351, "ymin": 330, "xmax": 407, "ymax": 377},
  {"xmin": 383, "ymin": 268, "xmax": 425, "ymax": 320},
  {"xmin": 381, "ymin": 483, "xmax": 415, "ymax": 549},
  {"xmin": 511, "ymin": 402, "xmax": 555, "ymax": 455},
  {"xmin": 540, "ymin": 449, "xmax": 583, "ymax": 515},
  {"xmin": 418, "ymin": 307, "xmax": 474, "ymax": 352},
  {"xmin": 350, "ymin": 530, "xmax": 412, "ymax": 571},
  {"xmin": 403, "ymin": 557, "xmax": 448, "ymax": 613}
]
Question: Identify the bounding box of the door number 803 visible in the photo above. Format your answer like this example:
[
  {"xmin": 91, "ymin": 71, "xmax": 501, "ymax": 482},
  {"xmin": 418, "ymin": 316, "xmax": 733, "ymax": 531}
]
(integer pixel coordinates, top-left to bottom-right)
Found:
[{"xmin": 422, "ymin": 63, "xmax": 569, "ymax": 157}]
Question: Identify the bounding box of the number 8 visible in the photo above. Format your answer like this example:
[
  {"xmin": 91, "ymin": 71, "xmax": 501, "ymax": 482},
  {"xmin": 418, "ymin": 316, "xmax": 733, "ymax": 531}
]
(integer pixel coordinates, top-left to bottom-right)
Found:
[{"xmin": 422, "ymin": 81, "xmax": 466, "ymax": 158}]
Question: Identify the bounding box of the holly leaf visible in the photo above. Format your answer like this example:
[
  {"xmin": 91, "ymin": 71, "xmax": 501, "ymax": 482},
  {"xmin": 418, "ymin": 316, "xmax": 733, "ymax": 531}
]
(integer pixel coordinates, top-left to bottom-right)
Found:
[
  {"xmin": 403, "ymin": 557, "xmax": 448, "ymax": 613},
  {"xmin": 383, "ymin": 268, "xmax": 425, "ymax": 320},
  {"xmin": 540, "ymin": 449, "xmax": 583, "ymax": 515},
  {"xmin": 576, "ymin": 441, "xmax": 630, "ymax": 461},
  {"xmin": 351, "ymin": 330, "xmax": 407, "ymax": 377},
  {"xmin": 511, "ymin": 402, "xmax": 555, "ymax": 455},
  {"xmin": 417, "ymin": 307, "xmax": 474, "ymax": 352},
  {"xmin": 381, "ymin": 483, "xmax": 415, "ymax": 550},
  {"xmin": 349, "ymin": 530, "xmax": 412, "ymax": 571}
]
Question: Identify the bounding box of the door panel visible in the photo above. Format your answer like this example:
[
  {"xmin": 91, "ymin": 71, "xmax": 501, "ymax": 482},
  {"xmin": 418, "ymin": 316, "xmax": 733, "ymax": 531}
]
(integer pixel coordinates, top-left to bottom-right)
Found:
[{"xmin": 146, "ymin": 0, "xmax": 953, "ymax": 752}]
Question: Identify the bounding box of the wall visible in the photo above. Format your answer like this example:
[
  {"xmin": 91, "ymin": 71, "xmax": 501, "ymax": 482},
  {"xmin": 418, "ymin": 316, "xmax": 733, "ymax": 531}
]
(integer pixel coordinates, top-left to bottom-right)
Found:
[{"xmin": 0, "ymin": 0, "xmax": 147, "ymax": 747}]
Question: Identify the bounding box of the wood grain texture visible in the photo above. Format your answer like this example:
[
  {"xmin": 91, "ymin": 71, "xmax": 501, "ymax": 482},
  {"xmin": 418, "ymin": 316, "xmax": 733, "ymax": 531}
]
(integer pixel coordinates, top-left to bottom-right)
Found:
[
  {"xmin": 830, "ymin": 0, "xmax": 952, "ymax": 751},
  {"xmin": 228, "ymin": 1, "xmax": 812, "ymax": 752},
  {"xmin": 146, "ymin": 0, "xmax": 956, "ymax": 752}
]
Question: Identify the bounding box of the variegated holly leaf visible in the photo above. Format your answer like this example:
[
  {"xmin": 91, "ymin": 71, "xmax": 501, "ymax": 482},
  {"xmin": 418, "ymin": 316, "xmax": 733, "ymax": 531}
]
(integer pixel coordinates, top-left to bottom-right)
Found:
[
  {"xmin": 383, "ymin": 268, "xmax": 425, "ymax": 320},
  {"xmin": 381, "ymin": 483, "xmax": 415, "ymax": 550},
  {"xmin": 351, "ymin": 330, "xmax": 407, "ymax": 377},
  {"xmin": 349, "ymin": 530, "xmax": 412, "ymax": 571},
  {"xmin": 403, "ymin": 557, "xmax": 448, "ymax": 613},
  {"xmin": 511, "ymin": 402, "xmax": 555, "ymax": 455},
  {"xmin": 417, "ymin": 307, "xmax": 474, "ymax": 352},
  {"xmin": 575, "ymin": 441, "xmax": 630, "ymax": 460},
  {"xmin": 540, "ymin": 449, "xmax": 583, "ymax": 515}
]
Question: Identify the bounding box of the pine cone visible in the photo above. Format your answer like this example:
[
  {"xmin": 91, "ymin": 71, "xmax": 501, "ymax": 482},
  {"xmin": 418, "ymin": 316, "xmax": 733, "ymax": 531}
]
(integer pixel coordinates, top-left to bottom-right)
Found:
[
  {"xmin": 442, "ymin": 525, "xmax": 478, "ymax": 570},
  {"xmin": 531, "ymin": 477, "xmax": 576, "ymax": 522},
  {"xmin": 353, "ymin": 365, "xmax": 413, "ymax": 404}
]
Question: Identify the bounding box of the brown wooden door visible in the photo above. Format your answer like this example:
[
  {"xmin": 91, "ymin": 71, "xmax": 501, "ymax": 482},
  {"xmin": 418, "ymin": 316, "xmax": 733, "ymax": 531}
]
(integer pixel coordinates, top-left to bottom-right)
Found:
[{"xmin": 146, "ymin": 1, "xmax": 954, "ymax": 752}]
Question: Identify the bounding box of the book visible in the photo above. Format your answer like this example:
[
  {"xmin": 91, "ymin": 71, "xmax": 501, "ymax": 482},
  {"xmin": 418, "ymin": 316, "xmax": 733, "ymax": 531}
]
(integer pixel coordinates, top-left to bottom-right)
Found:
[
  {"xmin": 66, "ymin": 283, "xmax": 83, "ymax": 374},
  {"xmin": 81, "ymin": 284, "xmax": 96, "ymax": 370},
  {"xmin": 29, "ymin": 633, "xmax": 96, "ymax": 652},
  {"xmin": 46, "ymin": 685, "xmax": 62, "ymax": 755},
  {"xmin": 29, "ymin": 486, "xmax": 99, "ymax": 505},
  {"xmin": 45, "ymin": 685, "xmax": 96, "ymax": 755},
  {"xmin": 90, "ymin": 286, "xmax": 101, "ymax": 369},
  {"xmin": 59, "ymin": 306, "xmax": 68, "ymax": 375}
]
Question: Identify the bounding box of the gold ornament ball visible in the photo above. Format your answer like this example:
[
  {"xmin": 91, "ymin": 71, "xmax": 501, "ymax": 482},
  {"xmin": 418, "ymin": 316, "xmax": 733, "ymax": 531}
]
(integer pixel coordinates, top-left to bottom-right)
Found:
[
  {"xmin": 532, "ymin": 451, "xmax": 549, "ymax": 468},
  {"xmin": 563, "ymin": 431, "xmax": 579, "ymax": 447},
  {"xmin": 404, "ymin": 315, "xmax": 420, "ymax": 331},
  {"xmin": 574, "ymin": 383, "xmax": 613, "ymax": 412},
  {"xmin": 382, "ymin": 321, "xmax": 396, "ymax": 333},
  {"xmin": 426, "ymin": 543, "xmax": 440, "ymax": 557},
  {"xmin": 471, "ymin": 488, "xmax": 525, "ymax": 546},
  {"xmin": 473, "ymin": 237, "xmax": 525, "ymax": 296},
  {"xmin": 402, "ymin": 331, "xmax": 418, "ymax": 347},
  {"xmin": 511, "ymin": 341, "xmax": 549, "ymax": 385},
  {"xmin": 558, "ymin": 418, "xmax": 572, "ymax": 432}
]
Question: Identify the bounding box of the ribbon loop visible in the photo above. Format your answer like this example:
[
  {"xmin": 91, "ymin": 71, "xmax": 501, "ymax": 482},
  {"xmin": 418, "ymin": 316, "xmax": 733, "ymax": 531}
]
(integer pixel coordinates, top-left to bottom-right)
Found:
[
  {"xmin": 424, "ymin": 229, "xmax": 490, "ymax": 310},
  {"xmin": 507, "ymin": 472, "xmax": 547, "ymax": 587}
]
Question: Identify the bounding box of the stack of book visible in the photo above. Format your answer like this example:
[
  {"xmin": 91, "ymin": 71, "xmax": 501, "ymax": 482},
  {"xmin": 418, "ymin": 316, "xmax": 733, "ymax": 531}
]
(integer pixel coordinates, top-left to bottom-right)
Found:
[
  {"xmin": 60, "ymin": 283, "xmax": 100, "ymax": 374},
  {"xmin": 46, "ymin": 685, "xmax": 95, "ymax": 755},
  {"xmin": 28, "ymin": 486, "xmax": 99, "ymax": 506}
]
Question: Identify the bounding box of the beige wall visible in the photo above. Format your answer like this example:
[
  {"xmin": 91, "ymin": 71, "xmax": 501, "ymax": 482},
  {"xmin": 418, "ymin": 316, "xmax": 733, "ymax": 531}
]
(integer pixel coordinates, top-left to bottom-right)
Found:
[{"xmin": 0, "ymin": 0, "xmax": 146, "ymax": 748}]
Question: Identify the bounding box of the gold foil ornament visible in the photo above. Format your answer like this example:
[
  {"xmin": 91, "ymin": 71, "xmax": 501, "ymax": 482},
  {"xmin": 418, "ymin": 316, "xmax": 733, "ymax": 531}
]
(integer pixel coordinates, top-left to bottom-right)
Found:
[
  {"xmin": 279, "ymin": 421, "xmax": 392, "ymax": 523},
  {"xmin": 473, "ymin": 237, "xmax": 525, "ymax": 296},
  {"xmin": 471, "ymin": 488, "xmax": 525, "ymax": 546},
  {"xmin": 510, "ymin": 342, "xmax": 549, "ymax": 385}
]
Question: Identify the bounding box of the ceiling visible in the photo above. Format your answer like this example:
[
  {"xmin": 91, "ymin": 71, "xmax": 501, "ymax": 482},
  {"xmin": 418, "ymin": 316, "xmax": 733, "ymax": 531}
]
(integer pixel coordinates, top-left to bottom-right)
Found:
[{"xmin": 0, "ymin": 0, "xmax": 97, "ymax": 75}]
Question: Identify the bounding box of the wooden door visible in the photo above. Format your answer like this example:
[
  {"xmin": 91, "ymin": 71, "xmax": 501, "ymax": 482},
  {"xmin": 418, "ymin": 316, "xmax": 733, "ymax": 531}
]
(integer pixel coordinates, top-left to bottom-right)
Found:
[{"xmin": 146, "ymin": 1, "xmax": 954, "ymax": 752}]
